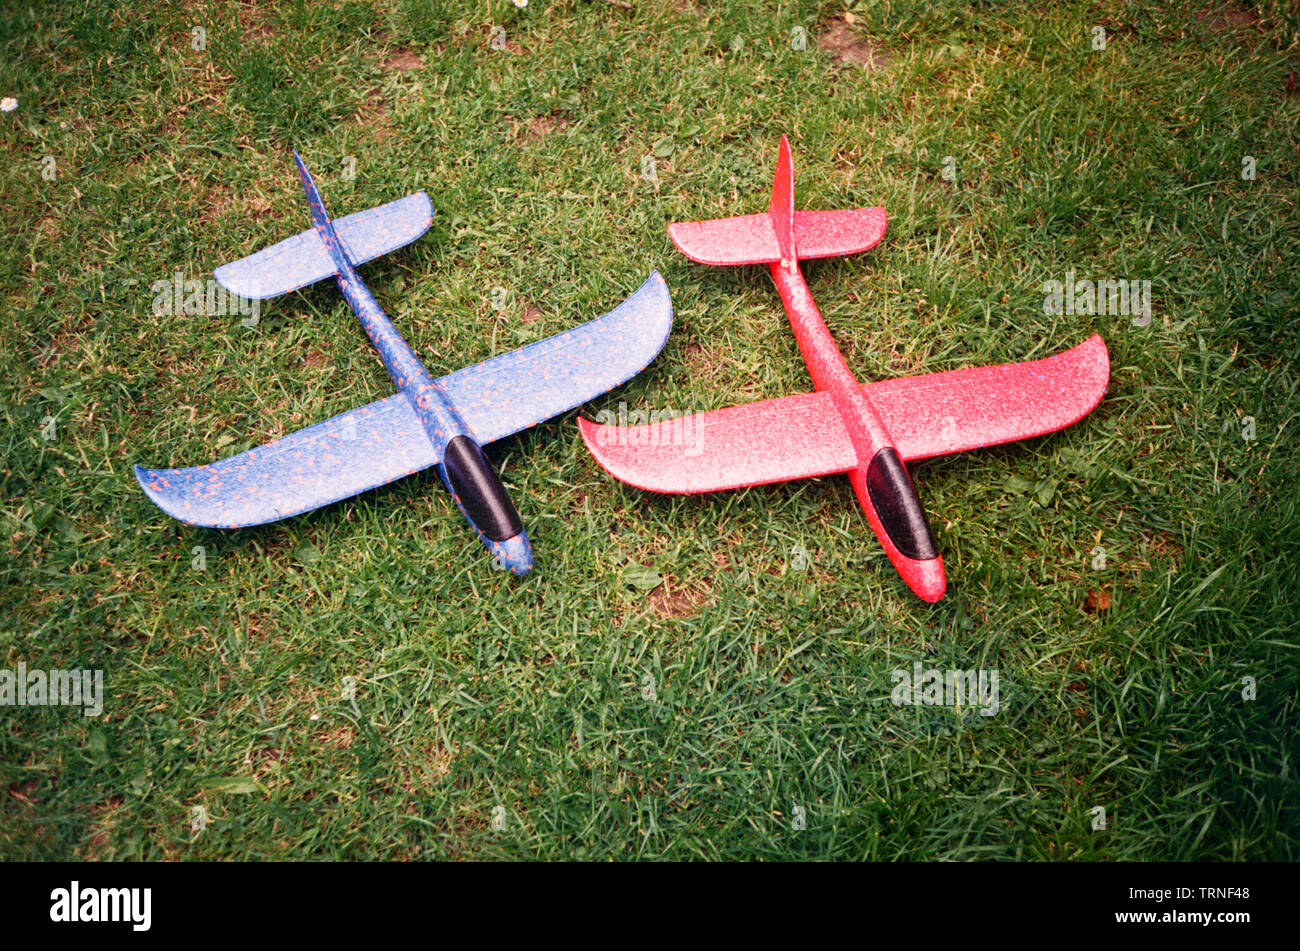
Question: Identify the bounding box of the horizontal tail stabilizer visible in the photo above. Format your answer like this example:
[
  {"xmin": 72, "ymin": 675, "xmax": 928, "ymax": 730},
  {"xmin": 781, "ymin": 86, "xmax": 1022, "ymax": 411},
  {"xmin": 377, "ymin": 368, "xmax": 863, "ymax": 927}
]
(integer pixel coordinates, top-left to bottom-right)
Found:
[
  {"xmin": 214, "ymin": 227, "xmax": 335, "ymax": 300},
  {"xmin": 213, "ymin": 192, "xmax": 433, "ymax": 299},
  {"xmin": 794, "ymin": 208, "xmax": 887, "ymax": 260},
  {"xmin": 668, "ymin": 213, "xmax": 780, "ymax": 267},
  {"xmin": 336, "ymin": 192, "xmax": 433, "ymax": 267},
  {"xmin": 668, "ymin": 208, "xmax": 887, "ymax": 267}
]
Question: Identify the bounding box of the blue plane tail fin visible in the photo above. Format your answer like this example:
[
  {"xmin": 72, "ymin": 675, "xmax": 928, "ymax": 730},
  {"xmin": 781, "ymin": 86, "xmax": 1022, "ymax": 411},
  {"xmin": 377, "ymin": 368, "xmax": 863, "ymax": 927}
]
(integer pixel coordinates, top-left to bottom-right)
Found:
[{"xmin": 292, "ymin": 149, "xmax": 336, "ymax": 237}]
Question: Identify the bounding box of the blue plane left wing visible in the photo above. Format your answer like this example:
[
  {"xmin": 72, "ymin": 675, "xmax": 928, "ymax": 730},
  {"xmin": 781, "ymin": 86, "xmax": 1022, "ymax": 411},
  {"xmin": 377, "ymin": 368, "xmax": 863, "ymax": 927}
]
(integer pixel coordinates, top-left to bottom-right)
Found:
[
  {"xmin": 135, "ymin": 272, "xmax": 672, "ymax": 528},
  {"xmin": 440, "ymin": 272, "xmax": 672, "ymax": 445}
]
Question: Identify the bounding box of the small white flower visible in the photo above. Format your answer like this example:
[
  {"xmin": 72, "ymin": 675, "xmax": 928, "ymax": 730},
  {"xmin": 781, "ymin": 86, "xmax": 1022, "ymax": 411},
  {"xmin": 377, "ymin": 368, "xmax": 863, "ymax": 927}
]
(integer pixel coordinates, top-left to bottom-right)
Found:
[
  {"xmin": 309, "ymin": 713, "xmax": 320, "ymax": 721},
  {"xmin": 512, "ymin": 0, "xmax": 527, "ymax": 7},
  {"xmin": 1, "ymin": 98, "xmax": 17, "ymax": 113}
]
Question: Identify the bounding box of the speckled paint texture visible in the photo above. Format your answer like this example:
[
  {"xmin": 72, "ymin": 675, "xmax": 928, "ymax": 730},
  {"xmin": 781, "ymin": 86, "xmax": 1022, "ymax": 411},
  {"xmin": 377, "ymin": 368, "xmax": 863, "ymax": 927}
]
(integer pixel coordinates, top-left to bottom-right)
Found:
[
  {"xmin": 581, "ymin": 136, "xmax": 1109, "ymax": 601},
  {"xmin": 136, "ymin": 153, "xmax": 673, "ymax": 576}
]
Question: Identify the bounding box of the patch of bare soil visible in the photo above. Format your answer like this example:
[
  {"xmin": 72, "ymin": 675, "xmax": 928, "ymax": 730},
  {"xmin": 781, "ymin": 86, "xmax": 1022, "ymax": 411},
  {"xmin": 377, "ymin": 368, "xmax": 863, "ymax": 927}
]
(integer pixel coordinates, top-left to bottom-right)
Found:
[
  {"xmin": 522, "ymin": 113, "xmax": 568, "ymax": 142},
  {"xmin": 382, "ymin": 47, "xmax": 424, "ymax": 71},
  {"xmin": 1084, "ymin": 589, "xmax": 1113, "ymax": 614},
  {"xmin": 648, "ymin": 581, "xmax": 711, "ymax": 618},
  {"xmin": 1194, "ymin": 4, "xmax": 1263, "ymax": 32},
  {"xmin": 818, "ymin": 15, "xmax": 890, "ymax": 69}
]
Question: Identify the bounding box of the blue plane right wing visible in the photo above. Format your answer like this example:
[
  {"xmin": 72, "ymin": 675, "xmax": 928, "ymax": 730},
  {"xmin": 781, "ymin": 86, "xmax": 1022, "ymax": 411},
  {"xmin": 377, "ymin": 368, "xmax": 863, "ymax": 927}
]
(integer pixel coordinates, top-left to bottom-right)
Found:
[{"xmin": 135, "ymin": 393, "xmax": 438, "ymax": 528}]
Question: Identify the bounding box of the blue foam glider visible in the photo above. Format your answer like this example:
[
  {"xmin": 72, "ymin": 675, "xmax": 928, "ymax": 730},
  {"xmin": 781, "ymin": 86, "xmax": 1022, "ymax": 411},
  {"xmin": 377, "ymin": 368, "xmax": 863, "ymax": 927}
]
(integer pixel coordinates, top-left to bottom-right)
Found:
[{"xmin": 135, "ymin": 152, "xmax": 673, "ymax": 575}]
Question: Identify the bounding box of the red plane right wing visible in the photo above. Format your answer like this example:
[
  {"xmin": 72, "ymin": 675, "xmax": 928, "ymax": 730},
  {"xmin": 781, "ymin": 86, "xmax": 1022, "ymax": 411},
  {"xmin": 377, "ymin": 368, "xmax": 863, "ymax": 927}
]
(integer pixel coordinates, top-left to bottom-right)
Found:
[{"xmin": 578, "ymin": 335, "xmax": 1109, "ymax": 493}]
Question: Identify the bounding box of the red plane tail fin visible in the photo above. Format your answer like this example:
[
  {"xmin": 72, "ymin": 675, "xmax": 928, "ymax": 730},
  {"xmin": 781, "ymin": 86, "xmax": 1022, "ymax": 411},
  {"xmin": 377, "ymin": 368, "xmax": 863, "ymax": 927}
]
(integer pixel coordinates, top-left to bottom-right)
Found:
[
  {"xmin": 667, "ymin": 137, "xmax": 888, "ymax": 267},
  {"xmin": 769, "ymin": 135, "xmax": 797, "ymax": 265}
]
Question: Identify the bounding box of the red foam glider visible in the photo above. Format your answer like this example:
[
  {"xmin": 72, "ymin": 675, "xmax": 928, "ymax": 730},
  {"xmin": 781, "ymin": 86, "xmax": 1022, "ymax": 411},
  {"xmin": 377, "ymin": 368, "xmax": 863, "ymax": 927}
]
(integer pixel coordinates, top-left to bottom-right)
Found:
[{"xmin": 579, "ymin": 137, "xmax": 1109, "ymax": 602}]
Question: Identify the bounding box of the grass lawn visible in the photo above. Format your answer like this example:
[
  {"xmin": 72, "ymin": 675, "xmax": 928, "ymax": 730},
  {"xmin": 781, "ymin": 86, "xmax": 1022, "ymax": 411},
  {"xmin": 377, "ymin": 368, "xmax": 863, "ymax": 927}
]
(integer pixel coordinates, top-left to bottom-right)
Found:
[{"xmin": 1, "ymin": 0, "xmax": 1297, "ymax": 860}]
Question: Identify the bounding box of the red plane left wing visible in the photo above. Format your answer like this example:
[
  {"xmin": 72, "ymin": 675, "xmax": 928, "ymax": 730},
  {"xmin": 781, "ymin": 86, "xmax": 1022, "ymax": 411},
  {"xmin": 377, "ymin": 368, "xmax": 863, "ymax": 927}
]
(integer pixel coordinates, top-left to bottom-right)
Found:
[{"xmin": 578, "ymin": 335, "xmax": 1108, "ymax": 492}]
